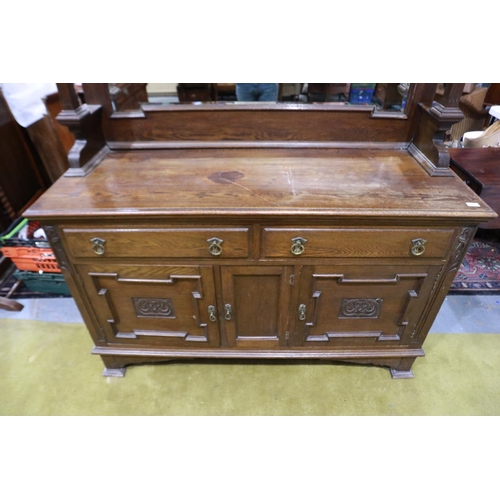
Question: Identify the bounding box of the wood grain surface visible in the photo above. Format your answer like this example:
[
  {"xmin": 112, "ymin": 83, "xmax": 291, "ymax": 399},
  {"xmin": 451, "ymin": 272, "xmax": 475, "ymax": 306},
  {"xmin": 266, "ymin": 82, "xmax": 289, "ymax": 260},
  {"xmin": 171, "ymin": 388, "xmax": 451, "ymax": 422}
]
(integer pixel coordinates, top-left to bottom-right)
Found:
[{"xmin": 25, "ymin": 148, "xmax": 496, "ymax": 222}]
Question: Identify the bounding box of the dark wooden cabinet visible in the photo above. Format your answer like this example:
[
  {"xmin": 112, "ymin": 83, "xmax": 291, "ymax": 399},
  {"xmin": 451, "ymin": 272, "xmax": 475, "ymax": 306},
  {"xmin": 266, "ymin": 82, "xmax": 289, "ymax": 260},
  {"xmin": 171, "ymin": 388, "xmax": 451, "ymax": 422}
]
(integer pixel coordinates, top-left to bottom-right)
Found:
[
  {"xmin": 0, "ymin": 90, "xmax": 46, "ymax": 232},
  {"xmin": 24, "ymin": 83, "xmax": 498, "ymax": 379},
  {"xmin": 0, "ymin": 89, "xmax": 49, "ymax": 281},
  {"xmin": 449, "ymin": 147, "xmax": 500, "ymax": 229}
]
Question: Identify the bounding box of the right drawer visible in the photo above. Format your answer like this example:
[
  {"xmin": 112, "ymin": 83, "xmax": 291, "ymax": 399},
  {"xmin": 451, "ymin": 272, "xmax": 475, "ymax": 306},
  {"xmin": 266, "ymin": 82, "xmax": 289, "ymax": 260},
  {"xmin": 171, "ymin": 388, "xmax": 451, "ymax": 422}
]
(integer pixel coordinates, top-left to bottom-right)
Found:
[{"xmin": 262, "ymin": 228, "xmax": 455, "ymax": 259}]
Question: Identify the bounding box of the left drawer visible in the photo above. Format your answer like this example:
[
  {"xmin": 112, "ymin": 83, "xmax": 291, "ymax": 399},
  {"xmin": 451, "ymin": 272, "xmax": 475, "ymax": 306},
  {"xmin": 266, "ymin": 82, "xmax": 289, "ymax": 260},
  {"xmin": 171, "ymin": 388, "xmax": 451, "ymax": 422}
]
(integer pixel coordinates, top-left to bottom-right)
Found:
[{"xmin": 62, "ymin": 227, "xmax": 251, "ymax": 259}]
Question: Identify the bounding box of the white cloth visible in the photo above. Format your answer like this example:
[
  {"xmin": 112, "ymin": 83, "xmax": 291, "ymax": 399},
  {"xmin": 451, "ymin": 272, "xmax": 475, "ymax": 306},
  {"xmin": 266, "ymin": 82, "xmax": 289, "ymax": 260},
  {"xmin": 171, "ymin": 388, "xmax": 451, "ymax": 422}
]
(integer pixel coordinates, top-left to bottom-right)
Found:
[
  {"xmin": 1, "ymin": 83, "xmax": 57, "ymax": 128},
  {"xmin": 489, "ymin": 106, "xmax": 500, "ymax": 120}
]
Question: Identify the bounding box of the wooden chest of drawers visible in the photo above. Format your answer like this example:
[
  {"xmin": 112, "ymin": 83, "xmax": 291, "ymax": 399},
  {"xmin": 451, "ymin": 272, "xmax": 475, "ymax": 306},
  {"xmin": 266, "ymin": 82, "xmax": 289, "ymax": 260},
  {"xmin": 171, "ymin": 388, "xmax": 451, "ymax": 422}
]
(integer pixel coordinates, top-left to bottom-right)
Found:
[{"xmin": 26, "ymin": 148, "xmax": 497, "ymax": 378}]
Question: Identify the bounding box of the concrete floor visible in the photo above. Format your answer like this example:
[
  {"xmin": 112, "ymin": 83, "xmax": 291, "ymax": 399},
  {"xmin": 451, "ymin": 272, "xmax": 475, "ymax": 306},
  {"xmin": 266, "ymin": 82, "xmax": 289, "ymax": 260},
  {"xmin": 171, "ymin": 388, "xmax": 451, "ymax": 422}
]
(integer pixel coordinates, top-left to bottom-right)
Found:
[
  {"xmin": 1, "ymin": 294, "xmax": 500, "ymax": 333},
  {"xmin": 430, "ymin": 294, "xmax": 500, "ymax": 333}
]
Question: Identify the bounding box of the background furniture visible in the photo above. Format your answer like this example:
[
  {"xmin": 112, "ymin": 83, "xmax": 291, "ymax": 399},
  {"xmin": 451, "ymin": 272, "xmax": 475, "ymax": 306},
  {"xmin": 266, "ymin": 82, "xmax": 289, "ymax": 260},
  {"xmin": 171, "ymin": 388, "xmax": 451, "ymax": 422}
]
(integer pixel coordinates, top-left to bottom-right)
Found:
[
  {"xmin": 214, "ymin": 83, "xmax": 236, "ymax": 101},
  {"xmin": 0, "ymin": 90, "xmax": 46, "ymax": 310},
  {"xmin": 484, "ymin": 83, "xmax": 500, "ymax": 107},
  {"xmin": 306, "ymin": 83, "xmax": 350, "ymax": 102},
  {"xmin": 449, "ymin": 86, "xmax": 490, "ymax": 144},
  {"xmin": 25, "ymin": 83, "xmax": 497, "ymax": 378},
  {"xmin": 0, "ymin": 88, "xmax": 47, "ymax": 290},
  {"xmin": 176, "ymin": 83, "xmax": 216, "ymax": 103},
  {"xmin": 108, "ymin": 83, "xmax": 148, "ymax": 110},
  {"xmin": 449, "ymin": 147, "xmax": 500, "ymax": 230},
  {"xmin": 374, "ymin": 83, "xmax": 404, "ymax": 109},
  {"xmin": 0, "ymin": 88, "xmax": 72, "ymax": 310},
  {"xmin": 0, "ymin": 90, "xmax": 47, "ymax": 233}
]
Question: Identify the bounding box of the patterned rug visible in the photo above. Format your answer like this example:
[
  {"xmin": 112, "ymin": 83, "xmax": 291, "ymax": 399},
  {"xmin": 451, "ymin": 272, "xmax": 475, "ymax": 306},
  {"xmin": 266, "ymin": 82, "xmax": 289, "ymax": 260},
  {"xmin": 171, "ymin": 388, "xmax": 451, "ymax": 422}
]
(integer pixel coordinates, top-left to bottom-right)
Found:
[{"xmin": 450, "ymin": 239, "xmax": 500, "ymax": 294}]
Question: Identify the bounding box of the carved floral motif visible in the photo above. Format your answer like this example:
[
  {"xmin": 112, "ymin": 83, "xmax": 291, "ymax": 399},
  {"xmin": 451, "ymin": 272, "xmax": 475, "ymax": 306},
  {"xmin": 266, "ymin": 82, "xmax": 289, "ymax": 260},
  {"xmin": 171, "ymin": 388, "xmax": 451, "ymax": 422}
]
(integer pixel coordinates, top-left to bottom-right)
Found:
[
  {"xmin": 133, "ymin": 297, "xmax": 175, "ymax": 318},
  {"xmin": 339, "ymin": 298, "xmax": 383, "ymax": 318}
]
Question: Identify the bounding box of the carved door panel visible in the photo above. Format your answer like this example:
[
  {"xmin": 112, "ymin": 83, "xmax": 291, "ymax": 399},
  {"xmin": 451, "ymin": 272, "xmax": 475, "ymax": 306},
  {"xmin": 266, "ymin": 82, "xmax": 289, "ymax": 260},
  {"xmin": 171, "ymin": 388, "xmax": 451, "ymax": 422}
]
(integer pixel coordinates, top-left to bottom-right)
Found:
[
  {"xmin": 77, "ymin": 264, "xmax": 219, "ymax": 347},
  {"xmin": 220, "ymin": 266, "xmax": 293, "ymax": 348},
  {"xmin": 294, "ymin": 264, "xmax": 441, "ymax": 348}
]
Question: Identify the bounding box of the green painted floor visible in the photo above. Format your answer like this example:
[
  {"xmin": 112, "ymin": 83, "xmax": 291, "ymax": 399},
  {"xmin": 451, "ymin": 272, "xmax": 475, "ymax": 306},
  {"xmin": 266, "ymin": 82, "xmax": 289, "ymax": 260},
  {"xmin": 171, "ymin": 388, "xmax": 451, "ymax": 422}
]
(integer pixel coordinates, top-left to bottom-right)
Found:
[{"xmin": 1, "ymin": 318, "xmax": 499, "ymax": 415}]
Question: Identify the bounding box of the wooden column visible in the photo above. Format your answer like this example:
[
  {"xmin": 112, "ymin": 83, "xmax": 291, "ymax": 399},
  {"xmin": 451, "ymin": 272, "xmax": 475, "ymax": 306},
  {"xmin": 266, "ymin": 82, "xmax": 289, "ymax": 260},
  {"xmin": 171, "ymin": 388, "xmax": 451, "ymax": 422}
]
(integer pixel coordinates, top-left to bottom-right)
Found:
[
  {"xmin": 56, "ymin": 83, "xmax": 108, "ymax": 177},
  {"xmin": 409, "ymin": 83, "xmax": 465, "ymax": 176}
]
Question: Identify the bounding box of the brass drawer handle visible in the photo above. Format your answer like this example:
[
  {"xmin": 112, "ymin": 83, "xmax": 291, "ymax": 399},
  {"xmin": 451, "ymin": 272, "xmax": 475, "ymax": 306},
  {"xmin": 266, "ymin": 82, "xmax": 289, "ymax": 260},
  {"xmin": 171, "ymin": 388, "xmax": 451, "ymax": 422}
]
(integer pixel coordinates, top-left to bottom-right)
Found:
[
  {"xmin": 208, "ymin": 305, "xmax": 217, "ymax": 322},
  {"xmin": 207, "ymin": 237, "xmax": 223, "ymax": 256},
  {"xmin": 225, "ymin": 304, "xmax": 232, "ymax": 321},
  {"xmin": 90, "ymin": 237, "xmax": 106, "ymax": 255},
  {"xmin": 291, "ymin": 237, "xmax": 307, "ymax": 256},
  {"xmin": 411, "ymin": 238, "xmax": 427, "ymax": 256},
  {"xmin": 298, "ymin": 304, "xmax": 306, "ymax": 321}
]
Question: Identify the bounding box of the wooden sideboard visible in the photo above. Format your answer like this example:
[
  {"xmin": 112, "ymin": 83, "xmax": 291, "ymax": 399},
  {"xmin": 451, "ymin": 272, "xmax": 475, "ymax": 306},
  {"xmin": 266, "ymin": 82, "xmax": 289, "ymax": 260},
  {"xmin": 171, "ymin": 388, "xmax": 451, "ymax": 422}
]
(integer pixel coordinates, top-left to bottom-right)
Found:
[{"xmin": 24, "ymin": 83, "xmax": 497, "ymax": 378}]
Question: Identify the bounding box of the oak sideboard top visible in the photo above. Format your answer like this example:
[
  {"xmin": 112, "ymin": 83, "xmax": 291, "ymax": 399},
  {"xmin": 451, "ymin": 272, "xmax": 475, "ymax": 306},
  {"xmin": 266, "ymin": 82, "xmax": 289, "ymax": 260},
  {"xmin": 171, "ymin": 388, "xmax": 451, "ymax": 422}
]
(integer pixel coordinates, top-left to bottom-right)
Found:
[{"xmin": 25, "ymin": 148, "xmax": 497, "ymax": 222}]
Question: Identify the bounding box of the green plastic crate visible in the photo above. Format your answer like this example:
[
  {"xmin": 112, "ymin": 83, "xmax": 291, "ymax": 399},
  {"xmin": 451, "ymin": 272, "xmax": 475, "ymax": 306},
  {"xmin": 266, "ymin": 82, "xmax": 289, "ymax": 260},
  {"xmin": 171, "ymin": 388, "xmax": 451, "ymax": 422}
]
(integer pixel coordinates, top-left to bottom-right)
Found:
[{"xmin": 14, "ymin": 270, "xmax": 71, "ymax": 296}]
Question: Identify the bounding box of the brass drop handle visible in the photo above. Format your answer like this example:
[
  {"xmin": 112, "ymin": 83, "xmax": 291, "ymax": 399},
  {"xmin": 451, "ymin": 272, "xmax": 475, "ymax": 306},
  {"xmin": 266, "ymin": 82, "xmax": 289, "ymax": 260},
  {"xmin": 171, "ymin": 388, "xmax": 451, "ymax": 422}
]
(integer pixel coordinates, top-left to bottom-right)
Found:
[
  {"xmin": 207, "ymin": 237, "xmax": 223, "ymax": 256},
  {"xmin": 225, "ymin": 304, "xmax": 232, "ymax": 321},
  {"xmin": 298, "ymin": 304, "xmax": 306, "ymax": 321},
  {"xmin": 208, "ymin": 305, "xmax": 217, "ymax": 322},
  {"xmin": 90, "ymin": 237, "xmax": 106, "ymax": 255},
  {"xmin": 291, "ymin": 237, "xmax": 307, "ymax": 256},
  {"xmin": 411, "ymin": 238, "xmax": 427, "ymax": 256}
]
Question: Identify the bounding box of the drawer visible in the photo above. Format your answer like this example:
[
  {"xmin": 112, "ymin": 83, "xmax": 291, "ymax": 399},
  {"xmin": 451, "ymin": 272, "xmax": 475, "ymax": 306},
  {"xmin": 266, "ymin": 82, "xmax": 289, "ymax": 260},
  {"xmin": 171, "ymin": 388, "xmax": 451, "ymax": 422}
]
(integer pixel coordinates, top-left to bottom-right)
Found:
[
  {"xmin": 451, "ymin": 168, "xmax": 481, "ymax": 194},
  {"xmin": 62, "ymin": 227, "xmax": 250, "ymax": 259},
  {"xmin": 262, "ymin": 228, "xmax": 454, "ymax": 259}
]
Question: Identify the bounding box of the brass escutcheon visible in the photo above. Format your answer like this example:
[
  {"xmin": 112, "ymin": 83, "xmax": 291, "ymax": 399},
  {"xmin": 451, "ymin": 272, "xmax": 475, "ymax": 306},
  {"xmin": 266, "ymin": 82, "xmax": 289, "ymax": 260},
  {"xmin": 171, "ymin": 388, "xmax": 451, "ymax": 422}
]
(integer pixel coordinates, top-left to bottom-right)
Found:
[
  {"xmin": 298, "ymin": 304, "xmax": 306, "ymax": 321},
  {"xmin": 291, "ymin": 237, "xmax": 307, "ymax": 256},
  {"xmin": 207, "ymin": 237, "xmax": 223, "ymax": 256},
  {"xmin": 411, "ymin": 238, "xmax": 427, "ymax": 256},
  {"xmin": 90, "ymin": 237, "xmax": 106, "ymax": 255},
  {"xmin": 208, "ymin": 305, "xmax": 217, "ymax": 322}
]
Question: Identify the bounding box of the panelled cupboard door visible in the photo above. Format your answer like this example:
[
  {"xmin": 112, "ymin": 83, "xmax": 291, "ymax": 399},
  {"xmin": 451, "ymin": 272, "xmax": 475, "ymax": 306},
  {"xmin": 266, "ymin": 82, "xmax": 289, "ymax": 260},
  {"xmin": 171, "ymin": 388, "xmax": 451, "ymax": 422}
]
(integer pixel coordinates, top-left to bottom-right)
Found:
[
  {"xmin": 77, "ymin": 264, "xmax": 219, "ymax": 348},
  {"xmin": 221, "ymin": 266, "xmax": 292, "ymax": 348},
  {"xmin": 294, "ymin": 264, "xmax": 442, "ymax": 348}
]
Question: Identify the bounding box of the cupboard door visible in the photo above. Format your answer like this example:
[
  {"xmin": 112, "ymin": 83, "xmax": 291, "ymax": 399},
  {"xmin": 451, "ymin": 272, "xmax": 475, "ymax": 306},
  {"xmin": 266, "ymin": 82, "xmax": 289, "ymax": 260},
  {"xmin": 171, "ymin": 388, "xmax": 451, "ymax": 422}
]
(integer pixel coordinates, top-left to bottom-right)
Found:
[
  {"xmin": 294, "ymin": 264, "xmax": 441, "ymax": 348},
  {"xmin": 77, "ymin": 264, "xmax": 219, "ymax": 348},
  {"xmin": 221, "ymin": 266, "xmax": 292, "ymax": 348}
]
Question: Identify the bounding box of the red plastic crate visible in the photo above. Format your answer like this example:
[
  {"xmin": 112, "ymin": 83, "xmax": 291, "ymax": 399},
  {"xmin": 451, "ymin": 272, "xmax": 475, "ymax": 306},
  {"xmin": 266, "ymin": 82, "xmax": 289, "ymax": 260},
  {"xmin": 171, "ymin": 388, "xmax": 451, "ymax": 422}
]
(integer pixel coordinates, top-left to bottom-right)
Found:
[{"xmin": 0, "ymin": 246, "xmax": 61, "ymax": 273}]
